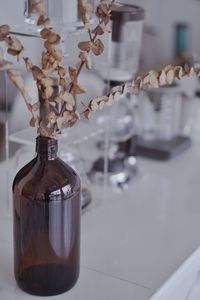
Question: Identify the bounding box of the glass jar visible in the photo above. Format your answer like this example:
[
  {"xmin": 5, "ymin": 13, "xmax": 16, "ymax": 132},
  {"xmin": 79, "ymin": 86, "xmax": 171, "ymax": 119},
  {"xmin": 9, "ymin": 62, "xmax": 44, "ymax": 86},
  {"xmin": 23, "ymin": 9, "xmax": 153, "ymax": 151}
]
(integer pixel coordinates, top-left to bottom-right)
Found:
[
  {"xmin": 89, "ymin": 77, "xmax": 138, "ymax": 188},
  {"xmin": 138, "ymin": 85, "xmax": 186, "ymax": 142},
  {"xmin": 24, "ymin": 0, "xmax": 95, "ymax": 30},
  {"xmin": 110, "ymin": 4, "xmax": 145, "ymax": 77},
  {"xmin": 13, "ymin": 136, "xmax": 81, "ymax": 296}
]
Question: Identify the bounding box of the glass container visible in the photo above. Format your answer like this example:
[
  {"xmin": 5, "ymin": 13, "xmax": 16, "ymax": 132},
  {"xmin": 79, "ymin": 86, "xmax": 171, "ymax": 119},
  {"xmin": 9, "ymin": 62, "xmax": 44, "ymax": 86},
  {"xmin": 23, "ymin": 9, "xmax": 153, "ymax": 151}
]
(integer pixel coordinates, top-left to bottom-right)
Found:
[
  {"xmin": 24, "ymin": 0, "xmax": 95, "ymax": 30},
  {"xmin": 13, "ymin": 136, "xmax": 81, "ymax": 296},
  {"xmin": 109, "ymin": 4, "xmax": 145, "ymax": 77},
  {"xmin": 59, "ymin": 143, "xmax": 92, "ymax": 210},
  {"xmin": 138, "ymin": 85, "xmax": 190, "ymax": 142},
  {"xmin": 136, "ymin": 84, "xmax": 196, "ymax": 160},
  {"xmin": 89, "ymin": 78, "xmax": 138, "ymax": 189}
]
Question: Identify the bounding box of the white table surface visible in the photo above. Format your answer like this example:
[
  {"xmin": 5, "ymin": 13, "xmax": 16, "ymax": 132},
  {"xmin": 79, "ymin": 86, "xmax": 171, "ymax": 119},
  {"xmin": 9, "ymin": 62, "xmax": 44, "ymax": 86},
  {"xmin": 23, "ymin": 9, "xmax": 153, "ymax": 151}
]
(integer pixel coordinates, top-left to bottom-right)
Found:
[{"xmin": 1, "ymin": 130, "xmax": 200, "ymax": 299}]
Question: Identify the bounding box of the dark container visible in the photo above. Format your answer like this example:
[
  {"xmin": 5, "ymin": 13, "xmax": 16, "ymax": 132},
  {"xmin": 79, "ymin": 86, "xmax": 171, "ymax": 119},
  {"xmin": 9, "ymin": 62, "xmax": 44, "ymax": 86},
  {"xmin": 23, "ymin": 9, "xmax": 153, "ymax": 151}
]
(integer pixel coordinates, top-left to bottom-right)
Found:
[{"xmin": 13, "ymin": 136, "xmax": 81, "ymax": 296}]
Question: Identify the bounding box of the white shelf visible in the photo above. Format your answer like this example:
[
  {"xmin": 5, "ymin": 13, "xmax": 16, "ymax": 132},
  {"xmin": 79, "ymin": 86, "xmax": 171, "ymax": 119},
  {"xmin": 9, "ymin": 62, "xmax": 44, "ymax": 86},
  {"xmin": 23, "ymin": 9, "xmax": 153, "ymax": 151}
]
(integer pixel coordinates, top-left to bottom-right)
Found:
[{"xmin": 8, "ymin": 121, "xmax": 105, "ymax": 146}]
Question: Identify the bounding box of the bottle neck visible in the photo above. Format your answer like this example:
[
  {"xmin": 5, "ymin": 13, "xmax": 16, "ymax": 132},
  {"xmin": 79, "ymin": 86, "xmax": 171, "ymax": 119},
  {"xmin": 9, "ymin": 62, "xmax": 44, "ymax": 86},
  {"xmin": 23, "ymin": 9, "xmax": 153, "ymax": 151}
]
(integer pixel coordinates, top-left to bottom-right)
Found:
[{"xmin": 36, "ymin": 136, "xmax": 58, "ymax": 160}]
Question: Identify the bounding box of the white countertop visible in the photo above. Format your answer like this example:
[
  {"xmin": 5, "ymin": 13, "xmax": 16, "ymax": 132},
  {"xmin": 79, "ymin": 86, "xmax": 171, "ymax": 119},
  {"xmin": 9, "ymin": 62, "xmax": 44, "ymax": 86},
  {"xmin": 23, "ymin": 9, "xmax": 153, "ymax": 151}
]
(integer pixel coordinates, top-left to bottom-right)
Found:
[{"xmin": 1, "ymin": 128, "xmax": 200, "ymax": 299}]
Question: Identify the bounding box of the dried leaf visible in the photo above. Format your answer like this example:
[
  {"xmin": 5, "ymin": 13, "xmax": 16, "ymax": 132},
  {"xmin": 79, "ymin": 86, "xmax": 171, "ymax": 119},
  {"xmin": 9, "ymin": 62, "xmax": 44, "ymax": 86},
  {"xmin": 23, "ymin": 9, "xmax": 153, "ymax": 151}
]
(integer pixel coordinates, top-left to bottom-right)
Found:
[
  {"xmin": 166, "ymin": 69, "xmax": 174, "ymax": 85},
  {"xmin": 96, "ymin": 3, "xmax": 111, "ymax": 25},
  {"xmin": 78, "ymin": 41, "xmax": 92, "ymax": 52},
  {"xmin": 71, "ymin": 84, "xmax": 87, "ymax": 94},
  {"xmin": 134, "ymin": 76, "xmax": 142, "ymax": 89},
  {"xmin": 110, "ymin": 85, "xmax": 123, "ymax": 94},
  {"xmin": 106, "ymin": 94, "xmax": 114, "ymax": 106},
  {"xmin": 5, "ymin": 36, "xmax": 24, "ymax": 58},
  {"xmin": 174, "ymin": 66, "xmax": 183, "ymax": 80},
  {"xmin": 38, "ymin": 126, "xmax": 52, "ymax": 138},
  {"xmin": 32, "ymin": 101, "xmax": 40, "ymax": 112},
  {"xmin": 69, "ymin": 67, "xmax": 77, "ymax": 83},
  {"xmin": 159, "ymin": 70, "xmax": 167, "ymax": 86},
  {"xmin": 7, "ymin": 48, "xmax": 20, "ymax": 57},
  {"xmin": 31, "ymin": 0, "xmax": 46, "ymax": 16},
  {"xmin": 56, "ymin": 117, "xmax": 64, "ymax": 130},
  {"xmin": 0, "ymin": 24, "xmax": 10, "ymax": 41},
  {"xmin": 123, "ymin": 83, "xmax": 133, "ymax": 94},
  {"xmin": 78, "ymin": 0, "xmax": 93, "ymax": 29},
  {"xmin": 113, "ymin": 91, "xmax": 121, "ymax": 102},
  {"xmin": 91, "ymin": 39, "xmax": 104, "ymax": 56},
  {"xmin": 149, "ymin": 73, "xmax": 159, "ymax": 88},
  {"xmin": 58, "ymin": 66, "xmax": 66, "ymax": 77},
  {"xmin": 149, "ymin": 70, "xmax": 159, "ymax": 78},
  {"xmin": 79, "ymin": 51, "xmax": 92, "ymax": 69},
  {"xmin": 63, "ymin": 110, "xmax": 80, "ymax": 127},
  {"xmin": 24, "ymin": 57, "xmax": 33, "ymax": 71},
  {"xmin": 59, "ymin": 78, "xmax": 67, "ymax": 86},
  {"xmin": 99, "ymin": 101, "xmax": 105, "ymax": 110},
  {"xmin": 44, "ymin": 41, "xmax": 54, "ymax": 51},
  {"xmin": 184, "ymin": 64, "xmax": 190, "ymax": 74},
  {"xmin": 42, "ymin": 86, "xmax": 54, "ymax": 99},
  {"xmin": 30, "ymin": 116, "xmax": 39, "ymax": 127},
  {"xmin": 84, "ymin": 108, "xmax": 92, "ymax": 119},
  {"xmin": 48, "ymin": 33, "xmax": 60, "ymax": 45},
  {"xmin": 189, "ymin": 67, "xmax": 195, "ymax": 77},
  {"xmin": 47, "ymin": 111, "xmax": 57, "ymax": 124},
  {"xmin": 65, "ymin": 103, "xmax": 74, "ymax": 111},
  {"xmin": 40, "ymin": 77, "xmax": 53, "ymax": 88},
  {"xmin": 90, "ymin": 99, "xmax": 99, "ymax": 111},
  {"xmin": 51, "ymin": 48, "xmax": 63, "ymax": 61},
  {"xmin": 49, "ymin": 101, "xmax": 56, "ymax": 107},
  {"xmin": 143, "ymin": 75, "xmax": 150, "ymax": 86},
  {"xmin": 40, "ymin": 28, "xmax": 52, "ymax": 39},
  {"xmin": 164, "ymin": 65, "xmax": 173, "ymax": 73},
  {"xmin": 37, "ymin": 15, "xmax": 50, "ymax": 26},
  {"xmin": 32, "ymin": 66, "xmax": 45, "ymax": 81},
  {"xmin": 5, "ymin": 36, "xmax": 23, "ymax": 51},
  {"xmin": 92, "ymin": 24, "xmax": 111, "ymax": 35},
  {"xmin": 56, "ymin": 91, "xmax": 75, "ymax": 105}
]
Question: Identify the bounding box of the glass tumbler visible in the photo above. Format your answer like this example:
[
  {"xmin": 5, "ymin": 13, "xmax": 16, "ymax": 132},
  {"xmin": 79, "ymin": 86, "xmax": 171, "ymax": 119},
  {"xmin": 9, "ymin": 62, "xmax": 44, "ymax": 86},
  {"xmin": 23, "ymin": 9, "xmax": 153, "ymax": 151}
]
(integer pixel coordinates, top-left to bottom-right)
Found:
[
  {"xmin": 110, "ymin": 4, "xmax": 145, "ymax": 77},
  {"xmin": 138, "ymin": 85, "xmax": 188, "ymax": 142}
]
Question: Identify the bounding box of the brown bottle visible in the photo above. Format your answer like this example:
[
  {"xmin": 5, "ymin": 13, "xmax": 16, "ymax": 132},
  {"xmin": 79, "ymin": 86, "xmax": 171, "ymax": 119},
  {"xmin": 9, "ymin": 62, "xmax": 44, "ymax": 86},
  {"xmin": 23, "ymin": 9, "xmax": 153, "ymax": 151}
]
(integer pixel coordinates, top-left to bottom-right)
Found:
[{"xmin": 13, "ymin": 136, "xmax": 81, "ymax": 296}]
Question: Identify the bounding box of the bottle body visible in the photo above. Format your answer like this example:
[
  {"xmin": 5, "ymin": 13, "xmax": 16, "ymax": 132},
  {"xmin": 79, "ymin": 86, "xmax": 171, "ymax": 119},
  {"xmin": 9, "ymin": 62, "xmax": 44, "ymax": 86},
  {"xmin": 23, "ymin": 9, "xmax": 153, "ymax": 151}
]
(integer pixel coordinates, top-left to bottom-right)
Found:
[{"xmin": 13, "ymin": 137, "xmax": 81, "ymax": 296}]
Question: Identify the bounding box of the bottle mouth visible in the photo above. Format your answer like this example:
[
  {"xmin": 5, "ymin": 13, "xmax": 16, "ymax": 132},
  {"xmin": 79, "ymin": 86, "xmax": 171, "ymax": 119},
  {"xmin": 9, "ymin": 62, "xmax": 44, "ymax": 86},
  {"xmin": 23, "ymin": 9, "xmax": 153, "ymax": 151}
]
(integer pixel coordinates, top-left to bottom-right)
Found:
[{"xmin": 36, "ymin": 136, "xmax": 58, "ymax": 158}]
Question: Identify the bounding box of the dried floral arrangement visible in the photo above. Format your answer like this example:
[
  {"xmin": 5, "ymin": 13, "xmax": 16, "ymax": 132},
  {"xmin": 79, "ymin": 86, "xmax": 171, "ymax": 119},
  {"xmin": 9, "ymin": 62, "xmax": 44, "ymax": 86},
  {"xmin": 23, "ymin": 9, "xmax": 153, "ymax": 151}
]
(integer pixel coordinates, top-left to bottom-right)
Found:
[{"xmin": 0, "ymin": 0, "xmax": 199, "ymax": 139}]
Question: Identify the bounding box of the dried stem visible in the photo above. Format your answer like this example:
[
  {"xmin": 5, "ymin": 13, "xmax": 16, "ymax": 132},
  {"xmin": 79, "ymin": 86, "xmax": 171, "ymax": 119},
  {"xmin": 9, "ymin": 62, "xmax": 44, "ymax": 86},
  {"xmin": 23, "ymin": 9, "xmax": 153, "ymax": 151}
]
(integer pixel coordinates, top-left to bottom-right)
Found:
[{"xmin": 82, "ymin": 64, "xmax": 200, "ymax": 119}]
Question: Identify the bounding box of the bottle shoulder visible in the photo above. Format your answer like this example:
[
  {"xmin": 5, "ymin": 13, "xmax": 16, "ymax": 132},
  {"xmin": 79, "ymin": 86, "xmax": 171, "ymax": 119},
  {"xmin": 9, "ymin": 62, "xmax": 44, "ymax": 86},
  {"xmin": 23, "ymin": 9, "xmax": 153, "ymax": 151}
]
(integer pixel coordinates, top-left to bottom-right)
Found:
[{"xmin": 13, "ymin": 156, "xmax": 81, "ymax": 201}]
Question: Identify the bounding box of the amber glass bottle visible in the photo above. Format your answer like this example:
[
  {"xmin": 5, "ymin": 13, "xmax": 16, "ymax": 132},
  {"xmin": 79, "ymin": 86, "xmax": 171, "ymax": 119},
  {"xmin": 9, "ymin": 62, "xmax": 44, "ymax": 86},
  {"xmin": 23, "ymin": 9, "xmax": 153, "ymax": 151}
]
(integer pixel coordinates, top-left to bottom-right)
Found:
[{"xmin": 13, "ymin": 136, "xmax": 81, "ymax": 296}]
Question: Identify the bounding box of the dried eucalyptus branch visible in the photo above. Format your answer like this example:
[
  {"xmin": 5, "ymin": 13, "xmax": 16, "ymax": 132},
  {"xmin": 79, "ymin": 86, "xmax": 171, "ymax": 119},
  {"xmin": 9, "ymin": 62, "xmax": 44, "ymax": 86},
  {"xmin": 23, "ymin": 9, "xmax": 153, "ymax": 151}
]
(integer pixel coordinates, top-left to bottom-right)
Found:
[
  {"xmin": 82, "ymin": 64, "xmax": 200, "ymax": 119},
  {"xmin": 57, "ymin": 0, "xmax": 122, "ymax": 124}
]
